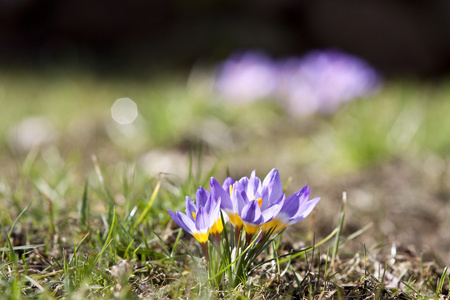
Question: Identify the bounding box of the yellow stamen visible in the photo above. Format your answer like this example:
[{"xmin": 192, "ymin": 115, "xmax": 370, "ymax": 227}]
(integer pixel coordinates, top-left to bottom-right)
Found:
[
  {"xmin": 256, "ymin": 197, "xmax": 263, "ymax": 208},
  {"xmin": 229, "ymin": 185, "xmax": 233, "ymax": 196},
  {"xmin": 192, "ymin": 212, "xmax": 196, "ymax": 220},
  {"xmin": 251, "ymin": 197, "xmax": 263, "ymax": 208}
]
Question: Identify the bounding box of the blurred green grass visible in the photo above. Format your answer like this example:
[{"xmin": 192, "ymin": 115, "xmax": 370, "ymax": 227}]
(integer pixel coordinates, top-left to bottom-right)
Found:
[{"xmin": 1, "ymin": 69, "xmax": 450, "ymax": 173}]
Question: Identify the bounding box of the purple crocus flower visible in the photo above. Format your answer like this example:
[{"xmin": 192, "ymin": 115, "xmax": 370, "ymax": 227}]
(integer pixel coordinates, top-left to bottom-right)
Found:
[
  {"xmin": 168, "ymin": 187, "xmax": 221, "ymax": 244},
  {"xmin": 214, "ymin": 51, "xmax": 279, "ymax": 105},
  {"xmin": 210, "ymin": 176, "xmax": 241, "ymax": 228},
  {"xmin": 262, "ymin": 185, "xmax": 320, "ymax": 233},
  {"xmin": 211, "ymin": 169, "xmax": 285, "ymax": 235},
  {"xmin": 236, "ymin": 169, "xmax": 284, "ymax": 234},
  {"xmin": 277, "ymin": 49, "xmax": 381, "ymax": 116}
]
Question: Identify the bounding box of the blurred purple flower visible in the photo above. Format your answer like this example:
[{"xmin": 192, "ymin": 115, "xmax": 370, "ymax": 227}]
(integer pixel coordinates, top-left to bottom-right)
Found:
[
  {"xmin": 278, "ymin": 49, "xmax": 381, "ymax": 116},
  {"xmin": 214, "ymin": 51, "xmax": 279, "ymax": 104}
]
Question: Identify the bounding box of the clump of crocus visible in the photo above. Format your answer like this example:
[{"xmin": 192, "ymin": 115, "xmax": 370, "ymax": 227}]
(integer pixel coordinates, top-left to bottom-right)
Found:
[
  {"xmin": 168, "ymin": 168, "xmax": 320, "ymax": 286},
  {"xmin": 169, "ymin": 168, "xmax": 320, "ymax": 248},
  {"xmin": 213, "ymin": 49, "xmax": 381, "ymax": 115}
]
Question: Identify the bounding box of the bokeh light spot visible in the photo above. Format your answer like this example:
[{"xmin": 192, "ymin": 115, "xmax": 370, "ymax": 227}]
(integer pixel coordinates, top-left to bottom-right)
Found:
[{"xmin": 111, "ymin": 97, "xmax": 138, "ymax": 124}]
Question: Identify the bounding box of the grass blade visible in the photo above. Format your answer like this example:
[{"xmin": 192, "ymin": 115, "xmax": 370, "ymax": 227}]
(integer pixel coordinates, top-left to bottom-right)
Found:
[
  {"xmin": 8, "ymin": 204, "xmax": 30, "ymax": 236},
  {"xmin": 170, "ymin": 228, "xmax": 183, "ymax": 257},
  {"xmin": 278, "ymin": 227, "xmax": 337, "ymax": 265},
  {"xmin": 332, "ymin": 191, "xmax": 347, "ymax": 270},
  {"xmin": 0, "ymin": 244, "xmax": 45, "ymax": 252},
  {"xmin": 206, "ymin": 233, "xmax": 260, "ymax": 285},
  {"xmin": 133, "ymin": 176, "xmax": 161, "ymax": 228},
  {"xmin": 339, "ymin": 222, "xmax": 372, "ymax": 246},
  {"xmin": 437, "ymin": 266, "xmax": 448, "ymax": 295},
  {"xmin": 92, "ymin": 154, "xmax": 114, "ymax": 204},
  {"xmin": 93, "ymin": 207, "xmax": 116, "ymax": 266},
  {"xmin": 80, "ymin": 179, "xmax": 89, "ymax": 228},
  {"xmin": 0, "ymin": 223, "xmax": 18, "ymax": 268}
]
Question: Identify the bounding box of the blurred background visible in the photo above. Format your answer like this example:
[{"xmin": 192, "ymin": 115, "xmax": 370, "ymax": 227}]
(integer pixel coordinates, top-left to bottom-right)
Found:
[
  {"xmin": 2, "ymin": 0, "xmax": 450, "ymax": 76},
  {"xmin": 1, "ymin": 0, "xmax": 450, "ymax": 265}
]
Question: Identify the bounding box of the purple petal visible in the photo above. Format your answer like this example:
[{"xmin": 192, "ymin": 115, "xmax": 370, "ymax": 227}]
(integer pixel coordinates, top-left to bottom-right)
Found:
[
  {"xmin": 168, "ymin": 209, "xmax": 181, "ymax": 225},
  {"xmin": 185, "ymin": 196, "xmax": 197, "ymax": 221},
  {"xmin": 209, "ymin": 197, "xmax": 221, "ymax": 225},
  {"xmin": 259, "ymin": 186, "xmax": 270, "ymax": 210},
  {"xmin": 240, "ymin": 200, "xmax": 263, "ymax": 225},
  {"xmin": 298, "ymin": 197, "xmax": 321, "ymax": 219},
  {"xmin": 297, "ymin": 185, "xmax": 311, "ymax": 207},
  {"xmin": 195, "ymin": 206, "xmax": 210, "ymax": 232},
  {"xmin": 233, "ymin": 180, "xmax": 245, "ymax": 195},
  {"xmin": 196, "ymin": 187, "xmax": 210, "ymax": 207},
  {"xmin": 238, "ymin": 176, "xmax": 249, "ymax": 194},
  {"xmin": 171, "ymin": 210, "xmax": 197, "ymax": 234},
  {"xmin": 204, "ymin": 195, "xmax": 219, "ymax": 225},
  {"xmin": 279, "ymin": 193, "xmax": 300, "ymax": 217},
  {"xmin": 222, "ymin": 177, "xmax": 235, "ymax": 191},
  {"xmin": 231, "ymin": 183, "xmax": 249, "ymax": 213},
  {"xmin": 279, "ymin": 185, "xmax": 310, "ymax": 217},
  {"xmin": 236, "ymin": 192, "xmax": 248, "ymax": 213},
  {"xmin": 290, "ymin": 197, "xmax": 321, "ymax": 224},
  {"xmin": 248, "ymin": 170, "xmax": 261, "ymax": 199},
  {"xmin": 263, "ymin": 169, "xmax": 283, "ymax": 205},
  {"xmin": 261, "ymin": 197, "xmax": 284, "ymax": 223},
  {"xmin": 203, "ymin": 195, "xmax": 213, "ymax": 215},
  {"xmin": 211, "ymin": 177, "xmax": 233, "ymax": 211}
]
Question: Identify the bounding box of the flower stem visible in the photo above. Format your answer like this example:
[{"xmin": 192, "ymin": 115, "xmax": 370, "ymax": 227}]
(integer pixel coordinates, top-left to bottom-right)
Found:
[
  {"xmin": 245, "ymin": 232, "xmax": 253, "ymax": 248},
  {"xmin": 235, "ymin": 226, "xmax": 242, "ymax": 249},
  {"xmin": 201, "ymin": 242, "xmax": 209, "ymax": 263}
]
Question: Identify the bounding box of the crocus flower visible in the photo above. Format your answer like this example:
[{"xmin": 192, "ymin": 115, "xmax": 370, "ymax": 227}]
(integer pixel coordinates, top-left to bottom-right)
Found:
[
  {"xmin": 235, "ymin": 170, "xmax": 285, "ymax": 235},
  {"xmin": 211, "ymin": 169, "xmax": 285, "ymax": 235},
  {"xmin": 262, "ymin": 185, "xmax": 320, "ymax": 233},
  {"xmin": 277, "ymin": 49, "xmax": 381, "ymax": 116},
  {"xmin": 168, "ymin": 187, "xmax": 221, "ymax": 244},
  {"xmin": 214, "ymin": 51, "xmax": 279, "ymax": 105},
  {"xmin": 210, "ymin": 176, "xmax": 239, "ymax": 228}
]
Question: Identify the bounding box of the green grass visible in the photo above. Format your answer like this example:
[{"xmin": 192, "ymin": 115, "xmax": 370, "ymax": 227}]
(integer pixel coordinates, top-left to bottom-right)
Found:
[{"xmin": 0, "ymin": 68, "xmax": 449, "ymax": 298}]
